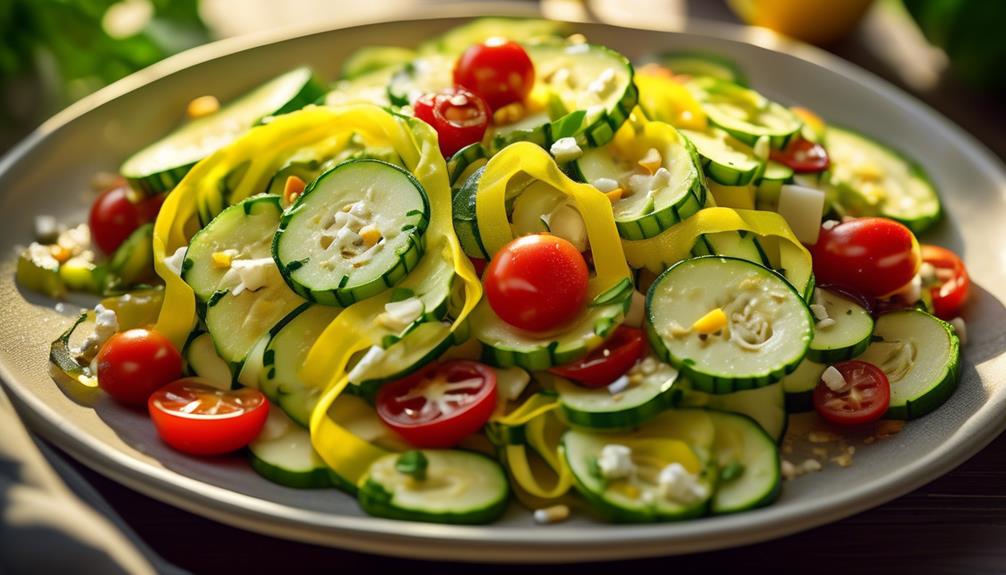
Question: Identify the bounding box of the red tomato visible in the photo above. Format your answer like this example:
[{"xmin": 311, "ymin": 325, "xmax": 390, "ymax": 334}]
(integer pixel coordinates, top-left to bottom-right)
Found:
[
  {"xmin": 453, "ymin": 39, "xmax": 535, "ymax": 111},
  {"xmin": 550, "ymin": 326, "xmax": 646, "ymax": 388},
  {"xmin": 413, "ymin": 87, "xmax": 490, "ymax": 158},
  {"xmin": 809, "ymin": 217, "xmax": 920, "ymax": 298},
  {"xmin": 376, "ymin": 360, "xmax": 497, "ymax": 448},
  {"xmin": 813, "ymin": 360, "xmax": 890, "ymax": 425},
  {"xmin": 770, "ymin": 138, "xmax": 830, "ymax": 173},
  {"xmin": 88, "ymin": 186, "xmax": 146, "ymax": 253},
  {"xmin": 96, "ymin": 329, "xmax": 183, "ymax": 406},
  {"xmin": 484, "ymin": 234, "xmax": 589, "ymax": 332},
  {"xmin": 921, "ymin": 245, "xmax": 970, "ymax": 320},
  {"xmin": 148, "ymin": 378, "xmax": 269, "ymax": 455}
]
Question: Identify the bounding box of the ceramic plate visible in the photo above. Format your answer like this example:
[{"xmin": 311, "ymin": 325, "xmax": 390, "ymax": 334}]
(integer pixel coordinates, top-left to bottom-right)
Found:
[{"xmin": 2, "ymin": 4, "xmax": 1005, "ymax": 563}]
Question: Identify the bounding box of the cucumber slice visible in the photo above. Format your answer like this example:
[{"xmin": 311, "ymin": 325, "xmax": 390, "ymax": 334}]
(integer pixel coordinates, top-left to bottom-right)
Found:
[
  {"xmin": 418, "ymin": 17, "xmax": 567, "ymax": 55},
  {"xmin": 657, "ymin": 52, "xmax": 748, "ymax": 86},
  {"xmin": 807, "ymin": 288, "xmax": 874, "ymax": 363},
  {"xmin": 550, "ymin": 357, "xmax": 680, "ymax": 430},
  {"xmin": 691, "ymin": 79, "xmax": 802, "ymax": 149},
  {"xmin": 348, "ymin": 321, "xmax": 456, "ymax": 398},
  {"xmin": 754, "ymin": 160, "xmax": 794, "ymax": 211},
  {"xmin": 472, "ymin": 279, "xmax": 633, "ymax": 371},
  {"xmin": 358, "ymin": 450, "xmax": 509, "ymax": 524},
  {"xmin": 274, "ymin": 159, "xmax": 430, "ymax": 306},
  {"xmin": 184, "ymin": 332, "xmax": 233, "ymax": 390},
  {"xmin": 646, "ymin": 256, "xmax": 813, "ymax": 393},
  {"xmin": 678, "ymin": 380, "xmax": 787, "ymax": 441},
  {"xmin": 447, "ymin": 143, "xmax": 489, "ymax": 188},
  {"xmin": 260, "ymin": 304, "xmax": 340, "ymax": 427},
  {"xmin": 236, "ymin": 333, "xmax": 269, "ymax": 389},
  {"xmin": 562, "ymin": 410, "xmax": 715, "ymax": 522},
  {"xmin": 248, "ymin": 407, "xmax": 332, "ymax": 489},
  {"xmin": 341, "ymin": 46, "xmax": 416, "ymax": 80},
  {"xmin": 121, "ymin": 67, "xmax": 324, "ymax": 195},
  {"xmin": 105, "ymin": 223, "xmax": 155, "ymax": 292},
  {"xmin": 451, "ymin": 165, "xmax": 490, "ymax": 259},
  {"xmin": 680, "ymin": 128, "xmax": 762, "ymax": 186},
  {"xmin": 780, "ymin": 359, "xmax": 826, "ymax": 413},
  {"xmin": 707, "ymin": 409, "xmax": 781, "ymax": 514},
  {"xmin": 690, "ymin": 230, "xmax": 770, "ymax": 268},
  {"xmin": 856, "ymin": 309, "xmax": 960, "ymax": 420},
  {"xmin": 825, "ymin": 126, "xmax": 941, "ymax": 233},
  {"xmin": 387, "ymin": 53, "xmax": 454, "ymax": 106},
  {"xmin": 571, "ymin": 123, "xmax": 705, "ymax": 240}
]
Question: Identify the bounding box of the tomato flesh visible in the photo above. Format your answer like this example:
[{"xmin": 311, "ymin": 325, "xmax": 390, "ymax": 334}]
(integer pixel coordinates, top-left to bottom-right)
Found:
[
  {"xmin": 96, "ymin": 328, "xmax": 183, "ymax": 406},
  {"xmin": 453, "ymin": 39, "xmax": 535, "ymax": 111},
  {"xmin": 813, "ymin": 360, "xmax": 890, "ymax": 425},
  {"xmin": 376, "ymin": 360, "xmax": 497, "ymax": 448},
  {"xmin": 770, "ymin": 137, "xmax": 829, "ymax": 173},
  {"xmin": 484, "ymin": 234, "xmax": 589, "ymax": 332},
  {"xmin": 550, "ymin": 326, "xmax": 646, "ymax": 388},
  {"xmin": 809, "ymin": 217, "xmax": 920, "ymax": 298},
  {"xmin": 921, "ymin": 244, "xmax": 970, "ymax": 320},
  {"xmin": 88, "ymin": 186, "xmax": 161, "ymax": 254},
  {"xmin": 148, "ymin": 378, "xmax": 269, "ymax": 455},
  {"xmin": 413, "ymin": 87, "xmax": 489, "ymax": 158}
]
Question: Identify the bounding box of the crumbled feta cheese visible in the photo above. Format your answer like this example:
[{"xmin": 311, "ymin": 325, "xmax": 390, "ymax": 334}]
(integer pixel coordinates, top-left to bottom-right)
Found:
[
  {"xmin": 657, "ymin": 463, "xmax": 708, "ymax": 504},
  {"xmin": 494, "ymin": 366, "xmax": 531, "ymax": 401},
  {"xmin": 816, "ymin": 318, "xmax": 837, "ymax": 329},
  {"xmin": 799, "ymin": 459, "xmax": 822, "ymax": 473},
  {"xmin": 591, "ymin": 177, "xmax": 621, "ymax": 193},
  {"xmin": 75, "ymin": 304, "xmax": 119, "ymax": 357},
  {"xmin": 607, "ymin": 375, "xmax": 630, "ymax": 395},
  {"xmin": 348, "ymin": 346, "xmax": 385, "ymax": 383},
  {"xmin": 777, "ymin": 185, "xmax": 826, "ymax": 244},
  {"xmin": 549, "ymin": 137, "xmax": 583, "ymax": 163},
  {"xmin": 587, "ymin": 67, "xmax": 618, "ymax": 98},
  {"xmin": 34, "ymin": 215, "xmax": 62, "ymax": 244},
  {"xmin": 533, "ymin": 505, "xmax": 570, "ymax": 525},
  {"xmin": 821, "ymin": 219, "xmax": 840, "ymax": 230},
  {"xmin": 222, "ymin": 257, "xmax": 277, "ymax": 296},
  {"xmin": 781, "ymin": 460, "xmax": 797, "ymax": 480},
  {"xmin": 162, "ymin": 246, "xmax": 188, "ymax": 277},
  {"xmin": 377, "ymin": 297, "xmax": 424, "ymax": 332},
  {"xmin": 821, "ymin": 366, "xmax": 847, "ymax": 392},
  {"xmin": 809, "ymin": 303, "xmax": 829, "ymax": 322},
  {"xmin": 597, "ymin": 444, "xmax": 635, "ymax": 480},
  {"xmin": 57, "ymin": 224, "xmax": 91, "ymax": 256},
  {"xmin": 624, "ymin": 289, "xmax": 646, "ymax": 328},
  {"xmin": 951, "ymin": 317, "xmax": 968, "ymax": 346}
]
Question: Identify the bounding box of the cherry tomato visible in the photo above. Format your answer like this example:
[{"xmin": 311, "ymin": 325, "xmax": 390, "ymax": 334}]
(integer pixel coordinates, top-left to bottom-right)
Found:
[
  {"xmin": 376, "ymin": 360, "xmax": 497, "ymax": 448},
  {"xmin": 88, "ymin": 186, "xmax": 162, "ymax": 253},
  {"xmin": 96, "ymin": 329, "xmax": 183, "ymax": 406},
  {"xmin": 809, "ymin": 217, "xmax": 920, "ymax": 298},
  {"xmin": 453, "ymin": 39, "xmax": 535, "ymax": 111},
  {"xmin": 813, "ymin": 360, "xmax": 890, "ymax": 425},
  {"xmin": 148, "ymin": 378, "xmax": 269, "ymax": 455},
  {"xmin": 484, "ymin": 234, "xmax": 589, "ymax": 332},
  {"xmin": 550, "ymin": 326, "xmax": 646, "ymax": 388},
  {"xmin": 921, "ymin": 244, "xmax": 970, "ymax": 319},
  {"xmin": 770, "ymin": 138, "xmax": 829, "ymax": 173},
  {"xmin": 413, "ymin": 87, "xmax": 490, "ymax": 158}
]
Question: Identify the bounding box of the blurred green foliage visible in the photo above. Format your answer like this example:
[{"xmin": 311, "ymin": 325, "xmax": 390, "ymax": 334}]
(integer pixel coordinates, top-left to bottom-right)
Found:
[{"xmin": 903, "ymin": 0, "xmax": 1006, "ymax": 90}]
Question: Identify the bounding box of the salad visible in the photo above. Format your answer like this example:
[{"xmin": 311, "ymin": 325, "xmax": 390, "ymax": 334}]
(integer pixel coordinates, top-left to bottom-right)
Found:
[{"xmin": 21, "ymin": 18, "xmax": 971, "ymax": 525}]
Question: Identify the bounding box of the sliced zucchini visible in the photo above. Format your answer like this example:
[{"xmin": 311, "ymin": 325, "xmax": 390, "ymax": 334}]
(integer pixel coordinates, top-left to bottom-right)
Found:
[
  {"xmin": 689, "ymin": 230, "xmax": 770, "ymax": 268},
  {"xmin": 451, "ymin": 165, "xmax": 490, "ymax": 259},
  {"xmin": 680, "ymin": 128, "xmax": 762, "ymax": 186},
  {"xmin": 447, "ymin": 143, "xmax": 489, "ymax": 189},
  {"xmin": 418, "ymin": 17, "xmax": 567, "ymax": 55},
  {"xmin": 807, "ymin": 288, "xmax": 874, "ymax": 363},
  {"xmin": 856, "ymin": 309, "xmax": 960, "ymax": 420},
  {"xmin": 825, "ymin": 126, "xmax": 941, "ymax": 232},
  {"xmin": 472, "ymin": 279, "xmax": 633, "ymax": 371},
  {"xmin": 260, "ymin": 304, "xmax": 341, "ymax": 427},
  {"xmin": 348, "ymin": 321, "xmax": 456, "ymax": 398},
  {"xmin": 707, "ymin": 409, "xmax": 781, "ymax": 514},
  {"xmin": 104, "ymin": 223, "xmax": 155, "ymax": 292},
  {"xmin": 358, "ymin": 450, "xmax": 509, "ymax": 524},
  {"xmin": 184, "ymin": 332, "xmax": 233, "ymax": 390},
  {"xmin": 646, "ymin": 256, "xmax": 813, "ymax": 393},
  {"xmin": 754, "ymin": 160, "xmax": 794, "ymax": 211},
  {"xmin": 121, "ymin": 67, "xmax": 324, "ymax": 194},
  {"xmin": 550, "ymin": 357, "xmax": 680, "ymax": 430},
  {"xmin": 657, "ymin": 51, "xmax": 748, "ymax": 86},
  {"xmin": 690, "ymin": 79, "xmax": 803, "ymax": 149},
  {"xmin": 780, "ymin": 359, "xmax": 826, "ymax": 413},
  {"xmin": 341, "ymin": 46, "xmax": 416, "ymax": 80},
  {"xmin": 678, "ymin": 380, "xmax": 787, "ymax": 441},
  {"xmin": 274, "ymin": 159, "xmax": 430, "ymax": 306},
  {"xmin": 387, "ymin": 53, "xmax": 454, "ymax": 106},
  {"xmin": 248, "ymin": 407, "xmax": 332, "ymax": 489}
]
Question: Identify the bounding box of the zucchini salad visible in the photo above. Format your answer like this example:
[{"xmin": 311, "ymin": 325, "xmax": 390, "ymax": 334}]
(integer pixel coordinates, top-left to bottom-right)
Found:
[{"xmin": 22, "ymin": 18, "xmax": 972, "ymax": 525}]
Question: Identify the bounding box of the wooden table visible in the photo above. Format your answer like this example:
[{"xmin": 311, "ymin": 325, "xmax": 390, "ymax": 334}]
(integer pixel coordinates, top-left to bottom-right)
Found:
[{"xmin": 52, "ymin": 1, "xmax": 1006, "ymax": 572}]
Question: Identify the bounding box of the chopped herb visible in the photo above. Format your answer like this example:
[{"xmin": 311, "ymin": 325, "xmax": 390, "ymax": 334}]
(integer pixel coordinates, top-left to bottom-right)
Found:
[{"xmin": 395, "ymin": 450, "xmax": 428, "ymax": 481}]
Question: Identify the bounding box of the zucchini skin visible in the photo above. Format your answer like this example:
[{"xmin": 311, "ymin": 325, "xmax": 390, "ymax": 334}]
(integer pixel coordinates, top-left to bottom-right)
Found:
[
  {"xmin": 882, "ymin": 312, "xmax": 961, "ymax": 420},
  {"xmin": 358, "ymin": 478, "xmax": 509, "ymax": 525},
  {"xmin": 247, "ymin": 450, "xmax": 333, "ymax": 489},
  {"xmin": 706, "ymin": 409, "xmax": 782, "ymax": 515}
]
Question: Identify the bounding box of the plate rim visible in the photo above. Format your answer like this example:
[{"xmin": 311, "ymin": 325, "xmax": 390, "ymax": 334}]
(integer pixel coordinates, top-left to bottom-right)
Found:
[{"xmin": 3, "ymin": 3, "xmax": 1006, "ymax": 563}]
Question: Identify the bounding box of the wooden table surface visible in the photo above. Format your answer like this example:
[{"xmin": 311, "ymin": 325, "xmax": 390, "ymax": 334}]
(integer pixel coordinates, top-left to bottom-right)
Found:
[{"xmin": 46, "ymin": 1, "xmax": 1006, "ymax": 573}]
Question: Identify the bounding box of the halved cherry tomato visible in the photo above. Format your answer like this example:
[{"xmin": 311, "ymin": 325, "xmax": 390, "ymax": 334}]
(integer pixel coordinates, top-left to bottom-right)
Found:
[
  {"xmin": 550, "ymin": 326, "xmax": 646, "ymax": 388},
  {"xmin": 813, "ymin": 360, "xmax": 890, "ymax": 425},
  {"xmin": 921, "ymin": 244, "xmax": 970, "ymax": 320},
  {"xmin": 810, "ymin": 217, "xmax": 920, "ymax": 298},
  {"xmin": 770, "ymin": 138, "xmax": 829, "ymax": 173},
  {"xmin": 484, "ymin": 234, "xmax": 589, "ymax": 332},
  {"xmin": 96, "ymin": 328, "xmax": 183, "ymax": 406},
  {"xmin": 148, "ymin": 378, "xmax": 269, "ymax": 455},
  {"xmin": 88, "ymin": 186, "xmax": 161, "ymax": 254},
  {"xmin": 413, "ymin": 87, "xmax": 490, "ymax": 158},
  {"xmin": 376, "ymin": 360, "xmax": 497, "ymax": 448},
  {"xmin": 453, "ymin": 39, "xmax": 535, "ymax": 111}
]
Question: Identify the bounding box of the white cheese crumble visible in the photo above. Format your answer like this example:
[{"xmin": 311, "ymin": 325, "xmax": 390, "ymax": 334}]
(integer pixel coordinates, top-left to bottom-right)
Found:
[
  {"xmin": 163, "ymin": 246, "xmax": 188, "ymax": 277},
  {"xmin": 607, "ymin": 375, "xmax": 630, "ymax": 395},
  {"xmin": 34, "ymin": 215, "xmax": 62, "ymax": 243},
  {"xmin": 591, "ymin": 177, "xmax": 621, "ymax": 193},
  {"xmin": 657, "ymin": 463, "xmax": 708, "ymax": 504},
  {"xmin": 587, "ymin": 67, "xmax": 618, "ymax": 98},
  {"xmin": 377, "ymin": 297, "xmax": 424, "ymax": 333},
  {"xmin": 549, "ymin": 137, "xmax": 583, "ymax": 163},
  {"xmin": 57, "ymin": 224, "xmax": 92, "ymax": 255},
  {"xmin": 221, "ymin": 257, "xmax": 277, "ymax": 296},
  {"xmin": 821, "ymin": 219, "xmax": 840, "ymax": 230},
  {"xmin": 624, "ymin": 289, "xmax": 646, "ymax": 328},
  {"xmin": 494, "ymin": 366, "xmax": 531, "ymax": 401},
  {"xmin": 597, "ymin": 444, "xmax": 635, "ymax": 480},
  {"xmin": 821, "ymin": 365, "xmax": 847, "ymax": 392},
  {"xmin": 951, "ymin": 317, "xmax": 968, "ymax": 346},
  {"xmin": 75, "ymin": 304, "xmax": 119, "ymax": 357},
  {"xmin": 809, "ymin": 303, "xmax": 829, "ymax": 322}
]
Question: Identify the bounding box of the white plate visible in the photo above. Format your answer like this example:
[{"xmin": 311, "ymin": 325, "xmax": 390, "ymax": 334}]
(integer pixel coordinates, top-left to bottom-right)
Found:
[{"xmin": 2, "ymin": 5, "xmax": 1005, "ymax": 563}]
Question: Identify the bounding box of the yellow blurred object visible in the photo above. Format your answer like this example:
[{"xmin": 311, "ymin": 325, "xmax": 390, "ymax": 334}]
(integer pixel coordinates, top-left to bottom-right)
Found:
[
  {"xmin": 729, "ymin": 0, "xmax": 875, "ymax": 45},
  {"xmin": 791, "ymin": 106, "xmax": 827, "ymax": 140},
  {"xmin": 634, "ymin": 69, "xmax": 707, "ymax": 131},
  {"xmin": 186, "ymin": 95, "xmax": 220, "ymax": 119}
]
